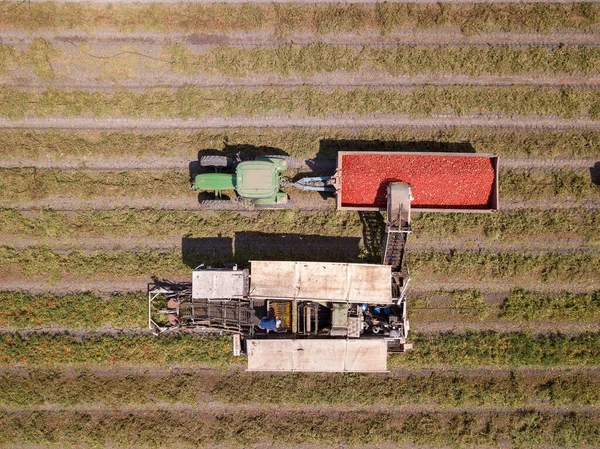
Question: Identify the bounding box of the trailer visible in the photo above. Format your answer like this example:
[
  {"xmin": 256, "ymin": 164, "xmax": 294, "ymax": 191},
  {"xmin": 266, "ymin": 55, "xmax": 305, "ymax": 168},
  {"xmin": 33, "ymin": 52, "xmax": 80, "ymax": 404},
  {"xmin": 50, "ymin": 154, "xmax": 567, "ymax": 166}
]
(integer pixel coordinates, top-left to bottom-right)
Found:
[{"xmin": 296, "ymin": 151, "xmax": 499, "ymax": 213}]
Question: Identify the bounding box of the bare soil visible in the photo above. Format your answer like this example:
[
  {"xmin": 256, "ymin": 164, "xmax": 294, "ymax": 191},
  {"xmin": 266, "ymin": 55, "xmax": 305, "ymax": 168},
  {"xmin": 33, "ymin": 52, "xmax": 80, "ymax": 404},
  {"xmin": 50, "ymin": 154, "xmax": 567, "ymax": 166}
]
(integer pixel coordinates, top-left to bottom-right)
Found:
[
  {"xmin": 3, "ymin": 32, "xmax": 600, "ymax": 91},
  {"xmin": 23, "ymin": 0, "xmax": 598, "ymax": 4},
  {"xmin": 0, "ymin": 156, "xmax": 596, "ymax": 170},
  {"xmin": 3, "ymin": 196, "xmax": 599, "ymax": 212},
  {"xmin": 1, "ymin": 277, "xmax": 596, "ymax": 298},
  {"xmin": 0, "ymin": 235, "xmax": 591, "ymax": 254},
  {"xmin": 5, "ymin": 29, "xmax": 600, "ymax": 47},
  {"xmin": 2, "ymin": 115, "xmax": 600, "ymax": 130}
]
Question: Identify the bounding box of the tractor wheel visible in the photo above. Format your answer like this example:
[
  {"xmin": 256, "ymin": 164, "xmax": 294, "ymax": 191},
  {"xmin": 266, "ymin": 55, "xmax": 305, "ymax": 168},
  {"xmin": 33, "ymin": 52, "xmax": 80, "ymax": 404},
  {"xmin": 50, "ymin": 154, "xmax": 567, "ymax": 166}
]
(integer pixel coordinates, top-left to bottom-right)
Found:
[
  {"xmin": 199, "ymin": 155, "xmax": 229, "ymax": 167},
  {"xmin": 199, "ymin": 199, "xmax": 240, "ymax": 211}
]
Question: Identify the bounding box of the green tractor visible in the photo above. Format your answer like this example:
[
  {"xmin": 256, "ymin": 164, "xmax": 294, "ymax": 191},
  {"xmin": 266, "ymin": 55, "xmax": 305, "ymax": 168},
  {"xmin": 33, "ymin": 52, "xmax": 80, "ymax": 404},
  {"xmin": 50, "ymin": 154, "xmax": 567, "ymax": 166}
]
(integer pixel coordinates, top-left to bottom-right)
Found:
[{"xmin": 193, "ymin": 155, "xmax": 290, "ymax": 209}]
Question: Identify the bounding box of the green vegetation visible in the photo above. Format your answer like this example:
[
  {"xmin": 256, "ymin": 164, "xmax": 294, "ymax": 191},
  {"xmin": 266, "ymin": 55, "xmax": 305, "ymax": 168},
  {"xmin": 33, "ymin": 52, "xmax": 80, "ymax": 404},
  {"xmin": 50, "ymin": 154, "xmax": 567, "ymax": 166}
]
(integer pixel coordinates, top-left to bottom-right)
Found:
[
  {"xmin": 2, "ymin": 368, "xmax": 600, "ymax": 408},
  {"xmin": 0, "ymin": 208, "xmax": 362, "ymax": 239},
  {"xmin": 500, "ymin": 168, "xmax": 599, "ymax": 201},
  {"xmin": 2, "ymin": 331, "xmax": 600, "ymax": 368},
  {"xmin": 410, "ymin": 251, "xmax": 600, "ymax": 283},
  {"xmin": 3, "ymin": 288, "xmax": 596, "ymax": 331},
  {"xmin": 393, "ymin": 331, "xmax": 600, "ymax": 367},
  {"xmin": 501, "ymin": 288, "xmax": 600, "ymax": 321},
  {"xmin": 7, "ymin": 40, "xmax": 600, "ymax": 79},
  {"xmin": 167, "ymin": 43, "xmax": 600, "ymax": 77},
  {"xmin": 0, "ymin": 246, "xmax": 598, "ymax": 284},
  {"xmin": 411, "ymin": 289, "xmax": 600, "ymax": 323},
  {"xmin": 0, "ymin": 333, "xmax": 237, "ymax": 366},
  {"xmin": 1, "ymin": 2, "xmax": 598, "ymax": 35},
  {"xmin": 1, "ymin": 86, "xmax": 600, "ymax": 120},
  {"xmin": 1, "ymin": 166, "xmax": 596, "ymax": 203},
  {"xmin": 413, "ymin": 208, "xmax": 600, "ymax": 241},
  {"xmin": 0, "ymin": 246, "xmax": 189, "ymax": 282},
  {"xmin": 0, "ymin": 368, "xmax": 211, "ymax": 407},
  {"xmin": 0, "ymin": 168, "xmax": 188, "ymax": 202},
  {"xmin": 1, "ymin": 128, "xmax": 599, "ymax": 161},
  {"xmin": 0, "ymin": 38, "xmax": 57, "ymax": 78},
  {"xmin": 0, "ymin": 292, "xmax": 146, "ymax": 329},
  {"xmin": 1, "ymin": 408, "xmax": 600, "ymax": 447},
  {"xmin": 215, "ymin": 370, "xmax": 600, "ymax": 407},
  {"xmin": 449, "ymin": 289, "xmax": 489, "ymax": 320}
]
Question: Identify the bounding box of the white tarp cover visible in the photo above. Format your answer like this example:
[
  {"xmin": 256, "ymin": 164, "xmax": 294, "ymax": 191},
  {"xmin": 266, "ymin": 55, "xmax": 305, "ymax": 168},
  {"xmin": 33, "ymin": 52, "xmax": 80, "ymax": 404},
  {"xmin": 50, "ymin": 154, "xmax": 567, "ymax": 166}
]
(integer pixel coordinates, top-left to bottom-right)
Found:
[
  {"xmin": 247, "ymin": 339, "xmax": 388, "ymax": 372},
  {"xmin": 249, "ymin": 261, "xmax": 392, "ymax": 304}
]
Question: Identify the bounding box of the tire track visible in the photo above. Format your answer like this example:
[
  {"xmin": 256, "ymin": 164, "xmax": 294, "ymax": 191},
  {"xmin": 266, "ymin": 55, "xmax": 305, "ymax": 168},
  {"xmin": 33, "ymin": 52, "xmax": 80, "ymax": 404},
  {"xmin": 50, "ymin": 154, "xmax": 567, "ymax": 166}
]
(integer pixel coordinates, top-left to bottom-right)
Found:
[
  {"xmin": 0, "ymin": 156, "xmax": 597, "ymax": 170},
  {"xmin": 3, "ymin": 197, "xmax": 599, "ymax": 212},
  {"xmin": 0, "ymin": 320, "xmax": 597, "ymax": 336},
  {"xmin": 7, "ymin": 76, "xmax": 600, "ymax": 89},
  {"xmin": 0, "ymin": 235, "xmax": 591, "ymax": 254},
  {"xmin": 22, "ymin": 0, "xmax": 600, "ymax": 5},
  {"xmin": 1, "ymin": 278, "xmax": 597, "ymax": 297},
  {"xmin": 4, "ymin": 30, "xmax": 600, "ymax": 47},
  {"xmin": 1, "ymin": 364, "xmax": 597, "ymax": 377},
  {"xmin": 2, "ymin": 401, "xmax": 600, "ymax": 414},
  {"xmin": 409, "ymin": 320, "xmax": 600, "ymax": 335},
  {"xmin": 2, "ymin": 115, "xmax": 600, "ymax": 130}
]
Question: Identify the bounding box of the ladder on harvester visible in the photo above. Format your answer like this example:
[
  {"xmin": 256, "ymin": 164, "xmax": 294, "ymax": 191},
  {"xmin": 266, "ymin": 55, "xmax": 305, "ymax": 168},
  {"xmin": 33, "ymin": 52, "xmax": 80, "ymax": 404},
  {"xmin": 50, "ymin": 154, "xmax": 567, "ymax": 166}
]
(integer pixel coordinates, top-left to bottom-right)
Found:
[{"xmin": 382, "ymin": 183, "xmax": 413, "ymax": 298}]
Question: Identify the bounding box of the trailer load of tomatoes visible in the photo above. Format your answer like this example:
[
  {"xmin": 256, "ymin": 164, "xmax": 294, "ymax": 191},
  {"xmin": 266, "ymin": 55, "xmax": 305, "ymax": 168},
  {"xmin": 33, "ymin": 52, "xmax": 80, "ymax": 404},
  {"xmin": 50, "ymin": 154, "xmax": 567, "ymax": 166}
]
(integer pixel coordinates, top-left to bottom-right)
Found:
[{"xmin": 340, "ymin": 154, "xmax": 496, "ymax": 209}]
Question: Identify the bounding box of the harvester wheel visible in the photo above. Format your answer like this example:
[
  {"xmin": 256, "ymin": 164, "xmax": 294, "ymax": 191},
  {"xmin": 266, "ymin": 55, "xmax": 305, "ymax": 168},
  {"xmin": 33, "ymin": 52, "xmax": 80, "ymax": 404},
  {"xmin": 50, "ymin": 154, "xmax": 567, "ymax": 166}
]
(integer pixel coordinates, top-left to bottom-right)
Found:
[{"xmin": 199, "ymin": 155, "xmax": 229, "ymax": 167}]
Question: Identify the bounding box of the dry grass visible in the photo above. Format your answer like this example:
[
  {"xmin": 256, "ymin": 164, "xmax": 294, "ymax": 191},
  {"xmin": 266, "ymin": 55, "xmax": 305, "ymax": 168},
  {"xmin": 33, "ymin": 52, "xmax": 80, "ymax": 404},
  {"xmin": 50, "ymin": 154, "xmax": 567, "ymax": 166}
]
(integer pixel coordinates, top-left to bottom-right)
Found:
[
  {"xmin": 0, "ymin": 292, "xmax": 146, "ymax": 329},
  {"xmin": 1, "ymin": 86, "xmax": 600, "ymax": 120},
  {"xmin": 0, "ymin": 3, "xmax": 598, "ymax": 36},
  {"xmin": 3, "ymin": 367, "xmax": 598, "ymax": 408},
  {"xmin": 1, "ymin": 403, "xmax": 600, "ymax": 447},
  {"xmin": 166, "ymin": 43, "xmax": 600, "ymax": 77},
  {"xmin": 0, "ymin": 246, "xmax": 597, "ymax": 284},
  {"xmin": 1, "ymin": 128, "xmax": 598, "ymax": 161},
  {"xmin": 0, "ymin": 166, "xmax": 595, "ymax": 203}
]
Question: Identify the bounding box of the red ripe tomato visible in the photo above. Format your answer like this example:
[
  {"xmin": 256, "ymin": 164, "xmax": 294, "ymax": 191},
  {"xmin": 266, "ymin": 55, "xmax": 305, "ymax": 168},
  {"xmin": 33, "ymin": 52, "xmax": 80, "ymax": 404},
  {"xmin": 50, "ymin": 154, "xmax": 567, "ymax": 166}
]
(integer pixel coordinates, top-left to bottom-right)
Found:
[{"xmin": 341, "ymin": 154, "xmax": 495, "ymax": 209}]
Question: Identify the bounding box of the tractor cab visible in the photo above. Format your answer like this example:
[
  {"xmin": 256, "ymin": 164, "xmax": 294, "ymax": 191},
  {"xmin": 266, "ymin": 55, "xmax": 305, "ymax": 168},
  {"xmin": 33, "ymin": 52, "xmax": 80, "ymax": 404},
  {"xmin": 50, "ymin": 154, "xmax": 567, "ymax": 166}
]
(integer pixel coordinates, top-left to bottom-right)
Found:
[{"xmin": 236, "ymin": 160, "xmax": 286, "ymax": 204}]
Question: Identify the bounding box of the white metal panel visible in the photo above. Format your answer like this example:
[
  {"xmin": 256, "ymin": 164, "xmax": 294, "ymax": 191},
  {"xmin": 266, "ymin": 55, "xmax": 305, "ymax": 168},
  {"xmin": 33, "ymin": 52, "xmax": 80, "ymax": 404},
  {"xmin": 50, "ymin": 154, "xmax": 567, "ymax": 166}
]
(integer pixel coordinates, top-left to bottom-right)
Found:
[
  {"xmin": 246, "ymin": 339, "xmax": 388, "ymax": 372},
  {"xmin": 247, "ymin": 340, "xmax": 294, "ymax": 372},
  {"xmin": 249, "ymin": 261, "xmax": 391, "ymax": 304},
  {"xmin": 192, "ymin": 270, "xmax": 246, "ymax": 299}
]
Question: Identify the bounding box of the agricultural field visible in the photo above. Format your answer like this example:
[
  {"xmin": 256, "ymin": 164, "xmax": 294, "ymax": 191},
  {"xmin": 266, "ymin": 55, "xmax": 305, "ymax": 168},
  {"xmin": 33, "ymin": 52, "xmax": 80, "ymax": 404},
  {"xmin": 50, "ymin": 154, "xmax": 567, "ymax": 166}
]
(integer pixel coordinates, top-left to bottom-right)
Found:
[{"xmin": 1, "ymin": 0, "xmax": 600, "ymax": 448}]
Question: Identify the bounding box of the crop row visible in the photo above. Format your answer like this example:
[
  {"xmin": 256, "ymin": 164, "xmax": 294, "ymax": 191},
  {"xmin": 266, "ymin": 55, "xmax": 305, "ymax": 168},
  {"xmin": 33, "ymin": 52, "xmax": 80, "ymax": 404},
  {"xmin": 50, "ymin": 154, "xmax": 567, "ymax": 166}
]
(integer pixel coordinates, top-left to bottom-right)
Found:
[
  {"xmin": 2, "ymin": 331, "xmax": 600, "ymax": 368},
  {"xmin": 6, "ymin": 40, "xmax": 600, "ymax": 80},
  {"xmin": 2, "ymin": 367, "xmax": 599, "ymax": 408},
  {"xmin": 501, "ymin": 168, "xmax": 598, "ymax": 201},
  {"xmin": 2, "ymin": 128, "xmax": 600, "ymax": 160},
  {"xmin": 0, "ymin": 167, "xmax": 596, "ymax": 202},
  {"xmin": 2, "ymin": 408, "xmax": 600, "ymax": 448},
  {"xmin": 169, "ymin": 44, "xmax": 600, "ymax": 77},
  {"xmin": 1, "ymin": 3, "xmax": 598, "ymax": 36},
  {"xmin": 0, "ymin": 292, "xmax": 146, "ymax": 329},
  {"xmin": 2, "ymin": 86, "xmax": 600, "ymax": 119},
  {"xmin": 2, "ymin": 289, "xmax": 598, "ymax": 330},
  {"xmin": 0, "ymin": 208, "xmax": 598, "ymax": 242},
  {"xmin": 0, "ymin": 246, "xmax": 598, "ymax": 283},
  {"xmin": 411, "ymin": 289, "xmax": 600, "ymax": 322}
]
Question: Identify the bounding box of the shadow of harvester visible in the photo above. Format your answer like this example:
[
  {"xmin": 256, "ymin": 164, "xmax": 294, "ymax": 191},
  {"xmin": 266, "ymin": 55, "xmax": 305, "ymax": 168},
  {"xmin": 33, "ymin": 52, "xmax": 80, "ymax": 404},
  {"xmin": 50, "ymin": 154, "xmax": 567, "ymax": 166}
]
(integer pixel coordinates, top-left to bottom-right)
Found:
[{"xmin": 182, "ymin": 233, "xmax": 362, "ymax": 269}]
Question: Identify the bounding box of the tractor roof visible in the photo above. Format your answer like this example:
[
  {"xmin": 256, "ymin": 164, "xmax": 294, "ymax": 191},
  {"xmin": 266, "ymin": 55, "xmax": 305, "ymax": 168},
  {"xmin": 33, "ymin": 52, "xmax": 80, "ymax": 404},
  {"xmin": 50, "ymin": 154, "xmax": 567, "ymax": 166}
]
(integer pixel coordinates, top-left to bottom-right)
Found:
[{"xmin": 236, "ymin": 161, "xmax": 278, "ymax": 199}]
